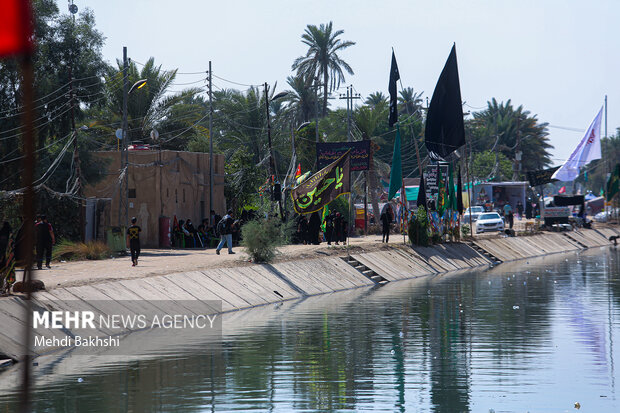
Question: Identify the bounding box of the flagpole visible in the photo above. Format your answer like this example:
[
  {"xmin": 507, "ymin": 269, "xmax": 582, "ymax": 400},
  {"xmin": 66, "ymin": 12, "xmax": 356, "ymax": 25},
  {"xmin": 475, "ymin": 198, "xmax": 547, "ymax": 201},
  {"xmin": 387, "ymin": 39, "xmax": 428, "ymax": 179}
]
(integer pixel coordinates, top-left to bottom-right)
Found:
[
  {"xmin": 605, "ymin": 95, "xmax": 609, "ymax": 217},
  {"xmin": 464, "ymin": 139, "xmax": 474, "ymax": 238}
]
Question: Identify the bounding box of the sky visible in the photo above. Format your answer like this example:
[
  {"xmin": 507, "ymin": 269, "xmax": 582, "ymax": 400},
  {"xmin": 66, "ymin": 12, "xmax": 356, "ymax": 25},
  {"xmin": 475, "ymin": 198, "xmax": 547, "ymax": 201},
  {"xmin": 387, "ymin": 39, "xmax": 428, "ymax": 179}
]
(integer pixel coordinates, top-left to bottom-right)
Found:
[{"xmin": 78, "ymin": 0, "xmax": 619, "ymax": 166}]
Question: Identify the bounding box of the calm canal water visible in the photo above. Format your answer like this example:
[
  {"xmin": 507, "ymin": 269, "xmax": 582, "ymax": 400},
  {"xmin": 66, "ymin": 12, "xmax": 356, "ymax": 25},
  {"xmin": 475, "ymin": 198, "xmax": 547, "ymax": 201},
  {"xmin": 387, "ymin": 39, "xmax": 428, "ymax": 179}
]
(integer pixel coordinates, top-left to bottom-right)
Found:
[{"xmin": 1, "ymin": 247, "xmax": 620, "ymax": 412}]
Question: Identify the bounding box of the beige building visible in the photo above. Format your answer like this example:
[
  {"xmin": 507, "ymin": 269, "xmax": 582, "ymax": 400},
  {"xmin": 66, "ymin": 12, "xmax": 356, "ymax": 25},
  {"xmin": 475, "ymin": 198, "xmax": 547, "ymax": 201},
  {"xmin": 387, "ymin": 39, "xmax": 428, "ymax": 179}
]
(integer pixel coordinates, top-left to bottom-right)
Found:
[{"xmin": 84, "ymin": 150, "xmax": 226, "ymax": 248}]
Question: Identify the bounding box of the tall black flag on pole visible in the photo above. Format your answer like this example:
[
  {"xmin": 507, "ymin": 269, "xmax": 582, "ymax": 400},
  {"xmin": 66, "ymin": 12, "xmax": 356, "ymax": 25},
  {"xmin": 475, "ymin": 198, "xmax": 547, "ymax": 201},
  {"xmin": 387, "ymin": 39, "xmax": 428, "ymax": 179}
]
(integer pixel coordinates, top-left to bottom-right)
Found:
[
  {"xmin": 417, "ymin": 171, "xmax": 427, "ymax": 210},
  {"xmin": 424, "ymin": 44, "xmax": 465, "ymax": 160},
  {"xmin": 388, "ymin": 50, "xmax": 400, "ymax": 128}
]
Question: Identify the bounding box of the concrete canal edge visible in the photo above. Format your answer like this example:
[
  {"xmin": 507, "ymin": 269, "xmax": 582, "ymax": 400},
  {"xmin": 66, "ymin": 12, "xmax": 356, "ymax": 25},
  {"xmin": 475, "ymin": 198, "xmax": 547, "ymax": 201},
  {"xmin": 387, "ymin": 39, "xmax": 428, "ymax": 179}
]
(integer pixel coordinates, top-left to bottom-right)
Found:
[{"xmin": 0, "ymin": 227, "xmax": 618, "ymax": 362}]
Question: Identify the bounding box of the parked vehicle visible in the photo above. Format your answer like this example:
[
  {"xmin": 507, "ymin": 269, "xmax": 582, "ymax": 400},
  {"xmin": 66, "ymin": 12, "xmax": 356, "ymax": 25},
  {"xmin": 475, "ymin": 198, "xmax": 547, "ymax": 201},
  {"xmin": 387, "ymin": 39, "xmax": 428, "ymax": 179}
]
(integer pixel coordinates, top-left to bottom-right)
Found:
[
  {"xmin": 475, "ymin": 212, "xmax": 505, "ymax": 233},
  {"xmin": 594, "ymin": 208, "xmax": 620, "ymax": 223},
  {"xmin": 463, "ymin": 206, "xmax": 485, "ymax": 224}
]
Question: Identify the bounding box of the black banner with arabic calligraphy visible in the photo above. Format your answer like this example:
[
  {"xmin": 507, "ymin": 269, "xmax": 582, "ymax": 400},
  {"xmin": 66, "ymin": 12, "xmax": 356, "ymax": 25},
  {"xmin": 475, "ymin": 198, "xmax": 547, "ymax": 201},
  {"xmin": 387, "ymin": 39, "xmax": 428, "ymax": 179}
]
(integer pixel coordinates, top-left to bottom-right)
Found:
[
  {"xmin": 526, "ymin": 166, "xmax": 560, "ymax": 187},
  {"xmin": 316, "ymin": 141, "xmax": 370, "ymax": 171},
  {"xmin": 292, "ymin": 150, "xmax": 350, "ymax": 214}
]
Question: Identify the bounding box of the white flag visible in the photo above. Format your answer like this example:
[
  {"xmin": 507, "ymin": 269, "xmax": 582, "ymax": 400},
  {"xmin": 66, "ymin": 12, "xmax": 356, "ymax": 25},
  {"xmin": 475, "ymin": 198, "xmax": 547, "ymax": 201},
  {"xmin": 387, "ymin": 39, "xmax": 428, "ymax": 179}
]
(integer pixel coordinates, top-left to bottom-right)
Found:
[{"xmin": 552, "ymin": 107, "xmax": 603, "ymax": 182}]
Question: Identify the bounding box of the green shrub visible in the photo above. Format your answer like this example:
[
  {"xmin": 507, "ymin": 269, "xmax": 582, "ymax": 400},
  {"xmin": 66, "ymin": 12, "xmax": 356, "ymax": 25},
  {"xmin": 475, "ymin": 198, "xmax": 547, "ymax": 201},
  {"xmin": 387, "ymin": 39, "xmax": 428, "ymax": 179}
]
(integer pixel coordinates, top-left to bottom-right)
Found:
[
  {"xmin": 408, "ymin": 206, "xmax": 430, "ymax": 247},
  {"xmin": 52, "ymin": 240, "xmax": 112, "ymax": 261},
  {"xmin": 461, "ymin": 224, "xmax": 471, "ymax": 237},
  {"xmin": 241, "ymin": 218, "xmax": 284, "ymax": 263}
]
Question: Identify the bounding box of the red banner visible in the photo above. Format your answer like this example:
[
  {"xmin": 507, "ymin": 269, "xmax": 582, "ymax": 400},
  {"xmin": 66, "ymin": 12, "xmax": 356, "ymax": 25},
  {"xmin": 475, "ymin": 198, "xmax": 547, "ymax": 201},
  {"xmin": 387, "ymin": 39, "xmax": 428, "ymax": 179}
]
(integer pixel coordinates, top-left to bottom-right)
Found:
[{"xmin": 0, "ymin": 0, "xmax": 34, "ymax": 57}]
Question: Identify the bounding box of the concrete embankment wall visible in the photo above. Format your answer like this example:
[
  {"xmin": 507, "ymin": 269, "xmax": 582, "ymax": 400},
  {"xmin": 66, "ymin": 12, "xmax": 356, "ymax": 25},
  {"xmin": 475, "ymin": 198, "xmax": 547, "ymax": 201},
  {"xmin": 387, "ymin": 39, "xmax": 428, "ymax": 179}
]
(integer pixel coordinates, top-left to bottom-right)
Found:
[{"xmin": 0, "ymin": 228, "xmax": 617, "ymax": 361}]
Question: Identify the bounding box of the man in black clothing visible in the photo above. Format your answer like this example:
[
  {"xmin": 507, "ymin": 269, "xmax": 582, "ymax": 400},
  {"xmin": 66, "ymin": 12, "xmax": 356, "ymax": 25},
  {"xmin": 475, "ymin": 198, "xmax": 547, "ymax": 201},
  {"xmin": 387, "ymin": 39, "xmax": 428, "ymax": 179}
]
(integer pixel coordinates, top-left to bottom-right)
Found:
[
  {"xmin": 380, "ymin": 211, "xmax": 390, "ymax": 243},
  {"xmin": 126, "ymin": 217, "xmax": 141, "ymax": 266},
  {"xmin": 35, "ymin": 215, "xmax": 55, "ymax": 269}
]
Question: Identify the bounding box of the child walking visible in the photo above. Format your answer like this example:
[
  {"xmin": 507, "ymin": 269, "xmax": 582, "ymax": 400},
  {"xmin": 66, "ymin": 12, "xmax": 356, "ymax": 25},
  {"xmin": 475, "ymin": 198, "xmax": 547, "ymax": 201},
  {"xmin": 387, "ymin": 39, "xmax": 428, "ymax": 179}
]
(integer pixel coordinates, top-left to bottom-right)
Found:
[{"xmin": 126, "ymin": 217, "xmax": 141, "ymax": 266}]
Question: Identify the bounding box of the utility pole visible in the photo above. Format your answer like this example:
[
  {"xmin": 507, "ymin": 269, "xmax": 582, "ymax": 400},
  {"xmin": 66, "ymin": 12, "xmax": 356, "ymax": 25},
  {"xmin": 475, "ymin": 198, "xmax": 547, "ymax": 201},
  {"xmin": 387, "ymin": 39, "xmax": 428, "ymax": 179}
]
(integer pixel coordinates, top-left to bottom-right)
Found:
[
  {"xmin": 398, "ymin": 78, "xmax": 423, "ymax": 177},
  {"xmin": 68, "ymin": 65, "xmax": 83, "ymax": 240},
  {"xmin": 339, "ymin": 85, "xmax": 361, "ymax": 236},
  {"xmin": 119, "ymin": 46, "xmax": 129, "ymax": 231},
  {"xmin": 339, "ymin": 85, "xmax": 360, "ymax": 142},
  {"xmin": 208, "ymin": 61, "xmax": 214, "ymax": 223},
  {"xmin": 314, "ymin": 77, "xmax": 320, "ymax": 143}
]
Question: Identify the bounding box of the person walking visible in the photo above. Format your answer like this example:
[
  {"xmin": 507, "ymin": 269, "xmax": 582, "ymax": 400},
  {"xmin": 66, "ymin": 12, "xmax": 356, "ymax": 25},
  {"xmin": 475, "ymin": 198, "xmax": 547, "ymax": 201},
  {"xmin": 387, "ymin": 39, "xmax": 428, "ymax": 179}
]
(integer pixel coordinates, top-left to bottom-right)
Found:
[
  {"xmin": 504, "ymin": 202, "xmax": 514, "ymax": 229},
  {"xmin": 35, "ymin": 215, "xmax": 55, "ymax": 269},
  {"xmin": 380, "ymin": 210, "xmax": 391, "ymax": 243},
  {"xmin": 126, "ymin": 217, "xmax": 141, "ymax": 266},
  {"xmin": 216, "ymin": 210, "xmax": 235, "ymax": 255}
]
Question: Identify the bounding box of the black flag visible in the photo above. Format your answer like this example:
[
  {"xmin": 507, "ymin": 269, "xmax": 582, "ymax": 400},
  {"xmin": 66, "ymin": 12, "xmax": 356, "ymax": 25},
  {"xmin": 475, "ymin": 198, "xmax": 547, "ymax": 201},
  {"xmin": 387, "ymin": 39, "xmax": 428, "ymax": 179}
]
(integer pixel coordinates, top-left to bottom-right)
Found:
[
  {"xmin": 456, "ymin": 166, "xmax": 464, "ymax": 215},
  {"xmin": 388, "ymin": 50, "xmax": 400, "ymax": 128},
  {"xmin": 417, "ymin": 171, "xmax": 427, "ymax": 210},
  {"xmin": 526, "ymin": 166, "xmax": 560, "ymax": 187},
  {"xmin": 291, "ymin": 150, "xmax": 351, "ymax": 215},
  {"xmin": 424, "ymin": 44, "xmax": 465, "ymax": 159}
]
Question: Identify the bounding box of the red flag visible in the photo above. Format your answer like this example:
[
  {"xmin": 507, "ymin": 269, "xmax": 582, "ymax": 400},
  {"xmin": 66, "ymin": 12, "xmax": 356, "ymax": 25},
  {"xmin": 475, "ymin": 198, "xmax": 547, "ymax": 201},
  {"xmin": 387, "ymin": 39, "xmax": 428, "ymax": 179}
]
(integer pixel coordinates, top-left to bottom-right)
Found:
[
  {"xmin": 558, "ymin": 186, "xmax": 566, "ymax": 194},
  {"xmin": 0, "ymin": 0, "xmax": 34, "ymax": 58},
  {"xmin": 294, "ymin": 163, "xmax": 301, "ymax": 179}
]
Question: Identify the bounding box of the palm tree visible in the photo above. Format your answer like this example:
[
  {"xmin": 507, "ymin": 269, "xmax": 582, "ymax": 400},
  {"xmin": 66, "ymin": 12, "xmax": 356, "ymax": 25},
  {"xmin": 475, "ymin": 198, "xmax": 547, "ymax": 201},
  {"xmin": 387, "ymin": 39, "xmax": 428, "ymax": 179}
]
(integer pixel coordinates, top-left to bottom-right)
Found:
[
  {"xmin": 88, "ymin": 57, "xmax": 200, "ymax": 147},
  {"xmin": 365, "ymin": 91, "xmax": 388, "ymax": 108},
  {"xmin": 292, "ymin": 22, "xmax": 355, "ymax": 116},
  {"xmin": 398, "ymin": 87, "xmax": 424, "ymax": 118},
  {"xmin": 472, "ymin": 98, "xmax": 553, "ymax": 177},
  {"xmin": 282, "ymin": 74, "xmax": 318, "ymax": 124},
  {"xmin": 354, "ymin": 103, "xmax": 389, "ymax": 221}
]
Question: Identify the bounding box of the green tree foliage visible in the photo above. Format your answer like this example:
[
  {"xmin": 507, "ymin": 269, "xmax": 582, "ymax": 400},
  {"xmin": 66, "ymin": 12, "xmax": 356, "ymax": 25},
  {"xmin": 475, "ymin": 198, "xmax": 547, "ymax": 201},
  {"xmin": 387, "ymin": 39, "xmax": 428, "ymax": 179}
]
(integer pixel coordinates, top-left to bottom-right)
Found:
[
  {"xmin": 224, "ymin": 148, "xmax": 264, "ymax": 216},
  {"xmin": 1, "ymin": 1, "xmax": 108, "ymax": 189},
  {"xmin": 0, "ymin": 2, "xmax": 109, "ymax": 237},
  {"xmin": 470, "ymin": 150, "xmax": 513, "ymax": 182},
  {"xmin": 241, "ymin": 217, "xmax": 285, "ymax": 262},
  {"xmin": 408, "ymin": 206, "xmax": 429, "ymax": 246},
  {"xmin": 470, "ymin": 99, "xmax": 553, "ymax": 177},
  {"xmin": 292, "ymin": 22, "xmax": 355, "ymax": 116}
]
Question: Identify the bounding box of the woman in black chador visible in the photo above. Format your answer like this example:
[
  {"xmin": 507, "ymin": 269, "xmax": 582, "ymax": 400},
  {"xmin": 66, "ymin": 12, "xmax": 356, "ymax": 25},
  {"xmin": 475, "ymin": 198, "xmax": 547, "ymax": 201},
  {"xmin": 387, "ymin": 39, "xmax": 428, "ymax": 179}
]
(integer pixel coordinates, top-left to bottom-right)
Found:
[{"xmin": 308, "ymin": 212, "xmax": 321, "ymax": 245}]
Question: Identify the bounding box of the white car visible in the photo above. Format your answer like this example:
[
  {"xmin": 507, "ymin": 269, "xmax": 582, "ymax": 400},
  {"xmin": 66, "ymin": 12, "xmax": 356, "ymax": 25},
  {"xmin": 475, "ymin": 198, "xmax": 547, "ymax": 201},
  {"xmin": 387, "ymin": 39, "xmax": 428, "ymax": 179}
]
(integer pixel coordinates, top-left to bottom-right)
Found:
[
  {"xmin": 475, "ymin": 212, "xmax": 505, "ymax": 233},
  {"xmin": 463, "ymin": 206, "xmax": 485, "ymax": 223},
  {"xmin": 594, "ymin": 208, "xmax": 620, "ymax": 223}
]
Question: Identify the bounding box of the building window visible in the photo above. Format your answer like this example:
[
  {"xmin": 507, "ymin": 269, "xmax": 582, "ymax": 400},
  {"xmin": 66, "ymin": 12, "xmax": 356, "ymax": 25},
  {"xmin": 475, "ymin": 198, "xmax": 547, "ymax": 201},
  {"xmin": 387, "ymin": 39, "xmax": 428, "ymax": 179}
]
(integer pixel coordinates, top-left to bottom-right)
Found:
[
  {"xmin": 128, "ymin": 188, "xmax": 136, "ymax": 198},
  {"xmin": 183, "ymin": 188, "xmax": 186, "ymax": 203},
  {"xmin": 167, "ymin": 188, "xmax": 169, "ymax": 198},
  {"xmin": 175, "ymin": 189, "xmax": 178, "ymax": 204}
]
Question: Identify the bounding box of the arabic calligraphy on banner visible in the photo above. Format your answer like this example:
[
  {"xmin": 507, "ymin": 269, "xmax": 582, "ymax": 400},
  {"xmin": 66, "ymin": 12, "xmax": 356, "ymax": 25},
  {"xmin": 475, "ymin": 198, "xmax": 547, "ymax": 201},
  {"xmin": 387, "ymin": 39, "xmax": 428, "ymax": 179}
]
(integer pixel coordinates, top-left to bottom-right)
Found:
[
  {"xmin": 292, "ymin": 150, "xmax": 351, "ymax": 215},
  {"xmin": 424, "ymin": 163, "xmax": 449, "ymax": 202},
  {"xmin": 316, "ymin": 141, "xmax": 370, "ymax": 171}
]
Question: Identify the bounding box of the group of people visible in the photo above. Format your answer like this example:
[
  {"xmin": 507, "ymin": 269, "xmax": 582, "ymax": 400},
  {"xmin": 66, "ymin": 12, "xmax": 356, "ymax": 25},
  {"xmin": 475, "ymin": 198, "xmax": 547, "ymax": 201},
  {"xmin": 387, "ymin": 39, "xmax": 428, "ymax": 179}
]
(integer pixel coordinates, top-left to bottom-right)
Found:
[
  {"xmin": 173, "ymin": 210, "xmax": 241, "ymax": 251},
  {"xmin": 295, "ymin": 210, "xmax": 348, "ymax": 246},
  {"xmin": 0, "ymin": 214, "xmax": 56, "ymax": 294}
]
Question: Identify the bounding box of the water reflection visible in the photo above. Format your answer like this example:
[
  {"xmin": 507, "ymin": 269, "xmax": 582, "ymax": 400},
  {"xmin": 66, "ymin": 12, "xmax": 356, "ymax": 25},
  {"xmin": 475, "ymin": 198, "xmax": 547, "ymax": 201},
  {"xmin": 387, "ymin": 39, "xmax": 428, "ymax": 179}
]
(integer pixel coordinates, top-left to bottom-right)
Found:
[{"xmin": 0, "ymin": 247, "xmax": 618, "ymax": 412}]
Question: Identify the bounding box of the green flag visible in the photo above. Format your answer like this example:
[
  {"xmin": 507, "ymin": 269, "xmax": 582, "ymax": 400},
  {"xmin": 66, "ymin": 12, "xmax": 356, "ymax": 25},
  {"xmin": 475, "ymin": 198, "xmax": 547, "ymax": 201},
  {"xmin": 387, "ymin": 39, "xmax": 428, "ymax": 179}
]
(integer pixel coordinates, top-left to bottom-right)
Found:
[
  {"xmin": 448, "ymin": 163, "xmax": 456, "ymax": 210},
  {"xmin": 321, "ymin": 204, "xmax": 329, "ymax": 233},
  {"xmin": 606, "ymin": 163, "xmax": 620, "ymax": 201},
  {"xmin": 388, "ymin": 125, "xmax": 402, "ymax": 200},
  {"xmin": 437, "ymin": 164, "xmax": 446, "ymax": 215}
]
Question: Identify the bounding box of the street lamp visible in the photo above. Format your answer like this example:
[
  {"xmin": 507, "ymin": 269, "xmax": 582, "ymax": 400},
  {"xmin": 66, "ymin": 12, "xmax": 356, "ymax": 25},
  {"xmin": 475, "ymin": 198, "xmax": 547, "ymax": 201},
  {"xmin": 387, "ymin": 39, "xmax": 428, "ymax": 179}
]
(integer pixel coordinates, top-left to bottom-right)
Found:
[
  {"xmin": 129, "ymin": 79, "xmax": 147, "ymax": 94},
  {"xmin": 119, "ymin": 47, "xmax": 147, "ymax": 231}
]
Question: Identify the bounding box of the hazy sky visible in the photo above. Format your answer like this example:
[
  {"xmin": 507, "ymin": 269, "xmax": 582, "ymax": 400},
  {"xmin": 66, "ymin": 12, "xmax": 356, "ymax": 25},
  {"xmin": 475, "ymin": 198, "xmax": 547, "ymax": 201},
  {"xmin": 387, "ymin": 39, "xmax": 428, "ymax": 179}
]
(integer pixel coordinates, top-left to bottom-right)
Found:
[{"xmin": 80, "ymin": 0, "xmax": 618, "ymax": 166}]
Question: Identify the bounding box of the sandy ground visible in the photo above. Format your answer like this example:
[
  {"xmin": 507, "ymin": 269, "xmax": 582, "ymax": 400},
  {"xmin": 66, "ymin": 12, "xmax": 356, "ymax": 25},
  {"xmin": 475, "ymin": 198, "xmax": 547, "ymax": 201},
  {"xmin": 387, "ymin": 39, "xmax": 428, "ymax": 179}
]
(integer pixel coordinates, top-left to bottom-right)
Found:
[
  {"xmin": 20, "ymin": 234, "xmax": 397, "ymax": 290},
  {"xmin": 17, "ymin": 219, "xmax": 538, "ymax": 291}
]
